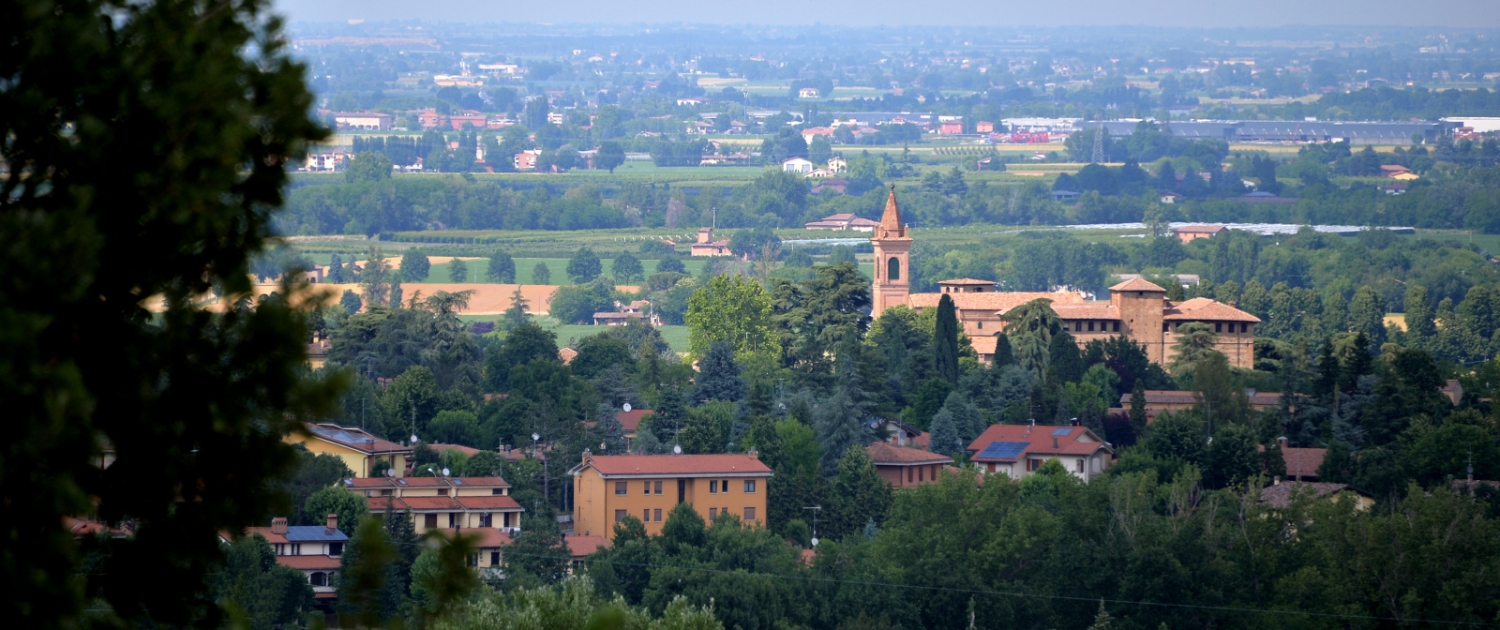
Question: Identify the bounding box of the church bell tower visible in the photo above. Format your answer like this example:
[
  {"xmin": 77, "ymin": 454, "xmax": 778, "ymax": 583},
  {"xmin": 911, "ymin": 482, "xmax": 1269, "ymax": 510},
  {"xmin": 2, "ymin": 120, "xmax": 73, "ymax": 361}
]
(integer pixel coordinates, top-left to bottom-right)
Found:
[{"xmin": 870, "ymin": 187, "xmax": 911, "ymax": 319}]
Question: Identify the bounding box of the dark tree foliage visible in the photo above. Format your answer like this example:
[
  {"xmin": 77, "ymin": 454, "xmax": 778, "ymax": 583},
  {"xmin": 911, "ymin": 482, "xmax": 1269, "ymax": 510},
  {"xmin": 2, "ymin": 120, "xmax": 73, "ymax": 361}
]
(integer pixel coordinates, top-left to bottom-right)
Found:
[
  {"xmin": 483, "ymin": 322, "xmax": 560, "ymax": 392},
  {"xmin": 933, "ymin": 294, "xmax": 960, "ymax": 385},
  {"xmin": 567, "ymin": 247, "xmax": 604, "ymax": 283},
  {"xmin": 215, "ymin": 534, "xmax": 315, "ymax": 628},
  {"xmin": 692, "ymin": 340, "xmax": 746, "ymax": 405},
  {"xmin": 486, "ymin": 251, "xmax": 516, "ymax": 283},
  {"xmin": 0, "ymin": 1, "xmax": 346, "ymax": 625}
]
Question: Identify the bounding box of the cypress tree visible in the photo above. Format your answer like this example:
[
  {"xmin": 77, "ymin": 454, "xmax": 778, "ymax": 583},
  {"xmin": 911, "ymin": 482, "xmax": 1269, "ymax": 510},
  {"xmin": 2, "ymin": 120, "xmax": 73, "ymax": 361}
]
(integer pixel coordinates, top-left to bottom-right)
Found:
[
  {"xmin": 828, "ymin": 446, "xmax": 893, "ymax": 541},
  {"xmin": 934, "ymin": 294, "xmax": 960, "ymax": 384},
  {"xmin": 991, "ymin": 333, "xmax": 1015, "ymax": 368},
  {"xmin": 1404, "ymin": 285, "xmax": 1436, "ymax": 350},
  {"xmin": 1349, "ymin": 286, "xmax": 1387, "ymax": 347},
  {"xmin": 1128, "ymin": 380, "xmax": 1149, "ymax": 438},
  {"xmin": 815, "ymin": 387, "xmax": 865, "ymax": 477}
]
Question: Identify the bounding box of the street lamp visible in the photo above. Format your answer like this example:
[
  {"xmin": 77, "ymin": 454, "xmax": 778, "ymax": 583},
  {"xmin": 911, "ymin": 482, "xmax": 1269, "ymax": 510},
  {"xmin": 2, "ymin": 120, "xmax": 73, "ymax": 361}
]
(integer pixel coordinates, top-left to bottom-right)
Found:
[{"xmin": 803, "ymin": 506, "xmax": 822, "ymax": 547}]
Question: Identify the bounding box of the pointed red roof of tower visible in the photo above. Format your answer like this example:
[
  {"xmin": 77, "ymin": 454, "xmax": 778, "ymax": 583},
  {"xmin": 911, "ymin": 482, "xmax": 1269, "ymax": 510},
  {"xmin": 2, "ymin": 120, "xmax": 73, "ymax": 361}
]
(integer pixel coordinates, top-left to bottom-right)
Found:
[{"xmin": 875, "ymin": 187, "xmax": 909, "ymax": 240}]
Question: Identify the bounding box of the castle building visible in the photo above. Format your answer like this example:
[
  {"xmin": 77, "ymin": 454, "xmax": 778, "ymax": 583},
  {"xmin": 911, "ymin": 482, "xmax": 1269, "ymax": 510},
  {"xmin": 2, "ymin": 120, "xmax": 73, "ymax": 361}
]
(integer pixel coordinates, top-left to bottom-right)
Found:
[{"xmin": 870, "ymin": 190, "xmax": 1259, "ymax": 369}]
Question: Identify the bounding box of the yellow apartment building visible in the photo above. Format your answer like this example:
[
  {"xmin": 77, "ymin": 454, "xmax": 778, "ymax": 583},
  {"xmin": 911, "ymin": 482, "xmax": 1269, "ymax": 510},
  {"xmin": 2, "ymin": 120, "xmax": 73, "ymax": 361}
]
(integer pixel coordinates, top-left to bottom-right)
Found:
[
  {"xmin": 286, "ymin": 423, "xmax": 413, "ymax": 478},
  {"xmin": 570, "ymin": 453, "xmax": 773, "ymax": 537}
]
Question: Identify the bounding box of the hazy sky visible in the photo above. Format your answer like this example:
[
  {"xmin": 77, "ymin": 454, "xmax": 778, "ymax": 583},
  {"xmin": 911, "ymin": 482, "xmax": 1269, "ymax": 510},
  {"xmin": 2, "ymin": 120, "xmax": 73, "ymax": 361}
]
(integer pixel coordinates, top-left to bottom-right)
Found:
[{"xmin": 274, "ymin": 0, "xmax": 1500, "ymax": 28}]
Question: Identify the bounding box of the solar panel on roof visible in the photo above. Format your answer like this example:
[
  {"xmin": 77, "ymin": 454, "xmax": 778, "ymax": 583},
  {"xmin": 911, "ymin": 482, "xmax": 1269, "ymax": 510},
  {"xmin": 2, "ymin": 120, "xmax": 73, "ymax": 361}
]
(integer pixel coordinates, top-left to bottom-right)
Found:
[
  {"xmin": 1052, "ymin": 428, "xmax": 1072, "ymax": 436},
  {"xmin": 978, "ymin": 441, "xmax": 1030, "ymax": 460}
]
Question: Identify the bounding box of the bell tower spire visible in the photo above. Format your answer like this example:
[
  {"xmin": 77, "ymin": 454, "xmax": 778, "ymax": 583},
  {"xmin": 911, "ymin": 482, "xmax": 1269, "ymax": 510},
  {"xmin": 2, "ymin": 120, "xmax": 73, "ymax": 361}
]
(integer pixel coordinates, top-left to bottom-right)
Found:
[{"xmin": 870, "ymin": 186, "xmax": 912, "ymax": 319}]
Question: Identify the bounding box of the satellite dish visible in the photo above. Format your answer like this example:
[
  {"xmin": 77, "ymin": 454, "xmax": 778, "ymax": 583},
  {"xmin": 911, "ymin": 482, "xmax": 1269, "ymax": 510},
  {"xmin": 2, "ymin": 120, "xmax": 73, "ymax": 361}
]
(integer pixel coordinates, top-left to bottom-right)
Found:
[
  {"xmin": 673, "ymin": 444, "xmax": 683, "ymax": 455},
  {"xmin": 623, "ymin": 402, "xmax": 632, "ymax": 412},
  {"xmin": 410, "ymin": 434, "xmax": 419, "ymax": 444},
  {"xmin": 441, "ymin": 467, "xmax": 450, "ymax": 477},
  {"xmin": 385, "ymin": 468, "xmax": 395, "ymax": 478},
  {"xmin": 531, "ymin": 432, "xmax": 540, "ymax": 442}
]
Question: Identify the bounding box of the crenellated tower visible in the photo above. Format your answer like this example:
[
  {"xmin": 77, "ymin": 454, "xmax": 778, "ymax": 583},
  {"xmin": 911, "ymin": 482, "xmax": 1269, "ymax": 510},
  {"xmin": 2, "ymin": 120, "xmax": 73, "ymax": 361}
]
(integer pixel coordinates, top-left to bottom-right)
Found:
[{"xmin": 870, "ymin": 187, "xmax": 912, "ymax": 319}]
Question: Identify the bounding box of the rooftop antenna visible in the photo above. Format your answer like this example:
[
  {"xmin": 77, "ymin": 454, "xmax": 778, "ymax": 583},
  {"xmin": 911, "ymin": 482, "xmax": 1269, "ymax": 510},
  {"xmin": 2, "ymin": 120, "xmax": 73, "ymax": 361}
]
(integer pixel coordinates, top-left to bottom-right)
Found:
[{"xmin": 1091, "ymin": 125, "xmax": 1105, "ymax": 164}]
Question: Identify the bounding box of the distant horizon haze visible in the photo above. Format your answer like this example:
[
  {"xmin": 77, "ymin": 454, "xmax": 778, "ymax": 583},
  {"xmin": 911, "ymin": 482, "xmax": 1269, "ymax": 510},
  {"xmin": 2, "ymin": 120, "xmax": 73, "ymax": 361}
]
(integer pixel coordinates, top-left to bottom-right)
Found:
[{"xmin": 274, "ymin": 0, "xmax": 1500, "ymax": 29}]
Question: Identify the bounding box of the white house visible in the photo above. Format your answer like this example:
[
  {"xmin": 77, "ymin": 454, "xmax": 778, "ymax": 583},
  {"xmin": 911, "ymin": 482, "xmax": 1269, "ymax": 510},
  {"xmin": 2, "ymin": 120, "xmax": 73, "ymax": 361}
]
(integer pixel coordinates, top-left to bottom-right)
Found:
[
  {"xmin": 782, "ymin": 157, "xmax": 814, "ymax": 174},
  {"xmin": 967, "ymin": 424, "xmax": 1114, "ymax": 482}
]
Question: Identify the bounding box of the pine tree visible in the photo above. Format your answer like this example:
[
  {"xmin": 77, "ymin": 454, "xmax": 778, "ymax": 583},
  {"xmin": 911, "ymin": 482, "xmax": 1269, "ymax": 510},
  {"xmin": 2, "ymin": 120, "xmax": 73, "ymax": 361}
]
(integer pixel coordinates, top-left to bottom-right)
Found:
[
  {"xmin": 502, "ymin": 285, "xmax": 529, "ymax": 329},
  {"xmin": 815, "ymin": 386, "xmax": 865, "ymax": 477},
  {"xmin": 940, "ymin": 391, "xmax": 985, "ymax": 446},
  {"xmin": 691, "ymin": 340, "xmax": 746, "ymax": 404},
  {"xmin": 651, "ymin": 385, "xmax": 688, "ymax": 445},
  {"xmin": 928, "ymin": 408, "xmax": 961, "ymax": 456},
  {"xmin": 597, "ymin": 403, "xmax": 627, "ymax": 453},
  {"xmin": 828, "ymin": 445, "xmax": 893, "ymax": 540},
  {"xmin": 1046, "ymin": 331, "xmax": 1085, "ymax": 384},
  {"xmin": 328, "ymin": 253, "xmax": 345, "ymax": 283},
  {"xmin": 1087, "ymin": 600, "xmax": 1112, "ymax": 630},
  {"xmin": 389, "ymin": 277, "xmax": 403, "ymax": 309},
  {"xmin": 934, "ymin": 294, "xmax": 960, "ymax": 384},
  {"xmin": 1349, "ymin": 285, "xmax": 1387, "ymax": 347}
]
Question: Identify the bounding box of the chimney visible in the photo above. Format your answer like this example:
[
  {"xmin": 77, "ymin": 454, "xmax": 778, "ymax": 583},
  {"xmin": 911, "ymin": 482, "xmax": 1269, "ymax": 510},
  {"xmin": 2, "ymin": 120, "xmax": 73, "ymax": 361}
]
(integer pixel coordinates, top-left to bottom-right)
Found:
[
  {"xmin": 271, "ymin": 517, "xmax": 288, "ymax": 535},
  {"xmin": 1274, "ymin": 476, "xmax": 1281, "ymax": 485},
  {"xmin": 326, "ymin": 513, "xmax": 338, "ymax": 532},
  {"xmin": 1052, "ymin": 437, "xmax": 1059, "ymax": 449},
  {"xmin": 1277, "ymin": 436, "xmax": 1288, "ymax": 449}
]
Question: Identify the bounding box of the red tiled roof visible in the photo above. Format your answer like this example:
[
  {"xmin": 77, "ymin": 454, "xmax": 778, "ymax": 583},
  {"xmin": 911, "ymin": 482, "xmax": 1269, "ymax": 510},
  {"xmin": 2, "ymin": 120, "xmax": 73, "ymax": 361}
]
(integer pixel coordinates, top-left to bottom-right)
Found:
[
  {"xmin": 866, "ymin": 442, "xmax": 950, "ymax": 465},
  {"xmin": 938, "ymin": 278, "xmax": 997, "ymax": 286},
  {"xmin": 578, "ymin": 454, "xmax": 773, "ymax": 477},
  {"xmin": 565, "ymin": 534, "xmax": 611, "ymax": 558},
  {"xmin": 966, "ymin": 424, "xmax": 1112, "ymax": 461},
  {"xmin": 390, "ymin": 496, "xmax": 464, "ymax": 510},
  {"xmin": 907, "ymin": 291, "xmax": 1084, "ymax": 313},
  {"xmin": 617, "ymin": 409, "xmax": 651, "ymax": 432},
  {"xmin": 278, "ymin": 555, "xmax": 341, "ymax": 571},
  {"xmin": 344, "ymin": 476, "xmax": 509, "ymax": 490},
  {"xmin": 875, "ymin": 189, "xmax": 909, "ymax": 240},
  {"xmin": 1052, "ymin": 302, "xmax": 1122, "ymax": 320},
  {"xmin": 456, "ymin": 496, "xmax": 524, "ymax": 510},
  {"xmin": 1110, "ymin": 277, "xmax": 1167, "ymax": 292},
  {"xmin": 1164, "ymin": 297, "xmax": 1260, "ymax": 323},
  {"xmin": 429, "ymin": 443, "xmax": 482, "ymax": 457},
  {"xmin": 1283, "ymin": 447, "xmax": 1326, "ymax": 479}
]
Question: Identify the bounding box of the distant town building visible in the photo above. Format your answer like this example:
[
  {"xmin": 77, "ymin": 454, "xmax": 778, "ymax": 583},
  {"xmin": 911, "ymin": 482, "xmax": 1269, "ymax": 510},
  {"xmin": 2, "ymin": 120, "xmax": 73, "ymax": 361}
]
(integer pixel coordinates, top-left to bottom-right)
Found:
[
  {"xmin": 781, "ymin": 157, "xmax": 814, "ymax": 174},
  {"xmin": 1172, "ymin": 224, "xmax": 1228, "ymax": 242},
  {"xmin": 569, "ymin": 453, "xmax": 772, "ymax": 537},
  {"xmin": 689, "ymin": 228, "xmax": 732, "ymax": 257},
  {"xmin": 967, "ymin": 424, "xmax": 1114, "ymax": 481},
  {"xmin": 333, "ymin": 111, "xmax": 393, "ymax": 131}
]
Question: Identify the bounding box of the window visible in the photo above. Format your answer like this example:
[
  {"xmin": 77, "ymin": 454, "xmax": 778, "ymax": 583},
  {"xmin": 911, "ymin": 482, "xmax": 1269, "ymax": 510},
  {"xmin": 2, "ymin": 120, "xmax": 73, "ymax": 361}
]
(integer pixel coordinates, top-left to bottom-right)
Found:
[
  {"xmin": 1027, "ymin": 458, "xmax": 1042, "ymax": 472},
  {"xmin": 273, "ymin": 544, "xmax": 285, "ymax": 555},
  {"xmin": 709, "ymin": 480, "xmax": 718, "ymax": 494},
  {"xmin": 424, "ymin": 513, "xmax": 437, "ymax": 529},
  {"xmin": 907, "ymin": 467, "xmax": 913, "ymax": 483},
  {"xmin": 918, "ymin": 467, "xmax": 924, "ymax": 482},
  {"xmin": 887, "ymin": 257, "xmax": 901, "ymax": 281},
  {"xmin": 1163, "ymin": 322, "xmax": 1170, "ymax": 332},
  {"xmin": 643, "ymin": 481, "xmax": 652, "ymax": 494},
  {"xmin": 380, "ymin": 489, "xmax": 393, "ymax": 496},
  {"xmin": 614, "ymin": 510, "xmax": 626, "ymax": 523},
  {"xmin": 492, "ymin": 488, "xmax": 505, "ymax": 495},
  {"xmin": 1215, "ymin": 322, "xmax": 1222, "ymax": 333},
  {"xmin": 1076, "ymin": 459, "xmax": 1085, "ymax": 473},
  {"xmin": 654, "ymin": 481, "xmax": 663, "ymax": 494},
  {"xmin": 467, "ymin": 554, "xmax": 478, "ymax": 567},
  {"xmin": 310, "ymin": 572, "xmax": 327, "ymax": 587},
  {"xmin": 1113, "ymin": 321, "xmax": 1120, "ymax": 332},
  {"xmin": 654, "ymin": 509, "xmax": 662, "ymax": 522},
  {"xmin": 329, "ymin": 542, "xmax": 343, "ymax": 556},
  {"xmin": 291, "ymin": 543, "xmax": 301, "ymax": 555},
  {"xmin": 709, "ymin": 508, "xmax": 718, "ymax": 519},
  {"xmin": 644, "ymin": 509, "xmax": 651, "ymax": 522},
  {"xmin": 1087, "ymin": 321, "xmax": 1095, "ymax": 332},
  {"xmin": 722, "ymin": 479, "xmax": 729, "ymax": 492},
  {"xmin": 479, "ymin": 513, "xmax": 492, "ymax": 527},
  {"xmin": 743, "ymin": 507, "xmax": 756, "ymax": 521},
  {"xmin": 743, "ymin": 480, "xmax": 756, "ymax": 493},
  {"xmin": 448, "ymin": 513, "xmax": 456, "ymax": 527},
  {"xmin": 615, "ymin": 481, "xmax": 627, "ymax": 495},
  {"xmin": 977, "ymin": 321, "xmax": 983, "ymax": 329},
  {"xmin": 1241, "ymin": 322, "xmax": 1249, "ymax": 333},
  {"xmin": 490, "ymin": 551, "xmax": 500, "ymax": 566},
  {"xmin": 437, "ymin": 488, "xmax": 449, "ymax": 496}
]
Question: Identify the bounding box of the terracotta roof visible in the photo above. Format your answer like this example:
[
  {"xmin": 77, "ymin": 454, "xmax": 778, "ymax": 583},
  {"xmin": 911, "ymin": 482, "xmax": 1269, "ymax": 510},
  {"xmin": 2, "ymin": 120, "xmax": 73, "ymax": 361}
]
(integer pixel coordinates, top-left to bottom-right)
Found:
[
  {"xmin": 456, "ymin": 496, "xmax": 525, "ymax": 510},
  {"xmin": 875, "ymin": 189, "xmax": 909, "ymax": 240},
  {"xmin": 278, "ymin": 555, "xmax": 342, "ymax": 571},
  {"xmin": 866, "ymin": 442, "xmax": 950, "ymax": 466},
  {"xmin": 558, "ymin": 347, "xmax": 578, "ymax": 365},
  {"xmin": 344, "ymin": 476, "xmax": 509, "ymax": 490},
  {"xmin": 428, "ymin": 443, "xmax": 482, "ymax": 457},
  {"xmin": 1052, "ymin": 302, "xmax": 1122, "ymax": 320},
  {"xmin": 938, "ymin": 278, "xmax": 997, "ymax": 286},
  {"xmin": 1164, "ymin": 298, "xmax": 1260, "ymax": 323},
  {"xmin": 1260, "ymin": 482, "xmax": 1367, "ymax": 508},
  {"xmin": 822, "ymin": 213, "xmax": 858, "ymax": 221},
  {"xmin": 1109, "ymin": 277, "xmax": 1167, "ymax": 293},
  {"xmin": 971, "ymin": 335, "xmax": 999, "ymax": 356},
  {"xmin": 1172, "ymin": 225, "xmax": 1227, "ymax": 234},
  {"xmin": 576, "ymin": 454, "xmax": 773, "ymax": 477},
  {"xmin": 966, "ymin": 424, "xmax": 1112, "ymax": 461},
  {"xmin": 617, "ymin": 409, "xmax": 651, "ymax": 432},
  {"xmin": 1283, "ymin": 447, "xmax": 1326, "ymax": 479},
  {"xmin": 387, "ymin": 496, "xmax": 463, "ymax": 511},
  {"xmin": 907, "ymin": 291, "xmax": 1084, "ymax": 313},
  {"xmin": 305, "ymin": 423, "xmax": 412, "ymax": 455},
  {"xmin": 565, "ymin": 534, "xmax": 611, "ymax": 558}
]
